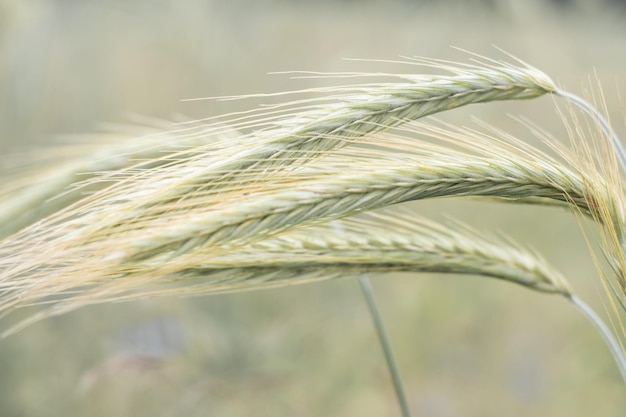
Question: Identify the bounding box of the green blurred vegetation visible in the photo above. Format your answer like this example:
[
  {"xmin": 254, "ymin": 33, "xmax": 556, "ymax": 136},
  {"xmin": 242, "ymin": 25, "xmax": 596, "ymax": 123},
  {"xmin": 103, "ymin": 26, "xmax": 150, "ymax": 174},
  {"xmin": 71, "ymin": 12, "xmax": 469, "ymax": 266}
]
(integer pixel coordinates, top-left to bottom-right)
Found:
[{"xmin": 0, "ymin": 0, "xmax": 625, "ymax": 416}]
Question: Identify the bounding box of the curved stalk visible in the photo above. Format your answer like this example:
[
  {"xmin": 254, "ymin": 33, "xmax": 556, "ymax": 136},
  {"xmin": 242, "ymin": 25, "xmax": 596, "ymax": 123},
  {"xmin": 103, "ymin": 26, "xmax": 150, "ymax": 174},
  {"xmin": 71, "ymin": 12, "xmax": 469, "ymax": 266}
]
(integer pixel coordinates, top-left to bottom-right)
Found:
[
  {"xmin": 358, "ymin": 276, "xmax": 411, "ymax": 417},
  {"xmin": 568, "ymin": 294, "xmax": 626, "ymax": 383}
]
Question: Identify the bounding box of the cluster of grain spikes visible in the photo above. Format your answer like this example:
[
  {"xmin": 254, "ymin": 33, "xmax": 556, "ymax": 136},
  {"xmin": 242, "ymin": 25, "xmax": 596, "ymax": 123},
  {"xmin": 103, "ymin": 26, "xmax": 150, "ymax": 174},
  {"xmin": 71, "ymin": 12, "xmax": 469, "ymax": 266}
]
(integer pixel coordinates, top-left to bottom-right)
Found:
[{"xmin": 0, "ymin": 55, "xmax": 624, "ymax": 414}]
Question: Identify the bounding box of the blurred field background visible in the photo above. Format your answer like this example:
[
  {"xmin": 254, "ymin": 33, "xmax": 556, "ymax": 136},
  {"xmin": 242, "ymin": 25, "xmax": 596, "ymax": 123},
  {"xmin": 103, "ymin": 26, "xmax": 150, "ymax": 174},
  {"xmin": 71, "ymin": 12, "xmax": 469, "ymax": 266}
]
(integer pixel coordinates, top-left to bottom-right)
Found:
[{"xmin": 1, "ymin": 0, "xmax": 625, "ymax": 416}]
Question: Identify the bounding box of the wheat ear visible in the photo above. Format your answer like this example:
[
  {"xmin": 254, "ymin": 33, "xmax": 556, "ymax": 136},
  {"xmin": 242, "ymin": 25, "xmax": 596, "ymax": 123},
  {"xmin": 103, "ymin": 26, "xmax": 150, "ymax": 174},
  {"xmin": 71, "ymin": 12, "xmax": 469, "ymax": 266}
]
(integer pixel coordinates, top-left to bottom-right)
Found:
[
  {"xmin": 119, "ymin": 150, "xmax": 593, "ymax": 261},
  {"xmin": 0, "ymin": 137, "xmax": 601, "ymax": 312},
  {"xmin": 45, "ymin": 63, "xmax": 556, "ymax": 226},
  {"xmin": 0, "ymin": 211, "xmax": 571, "ymax": 334},
  {"xmin": 0, "ymin": 125, "xmax": 240, "ymax": 238}
]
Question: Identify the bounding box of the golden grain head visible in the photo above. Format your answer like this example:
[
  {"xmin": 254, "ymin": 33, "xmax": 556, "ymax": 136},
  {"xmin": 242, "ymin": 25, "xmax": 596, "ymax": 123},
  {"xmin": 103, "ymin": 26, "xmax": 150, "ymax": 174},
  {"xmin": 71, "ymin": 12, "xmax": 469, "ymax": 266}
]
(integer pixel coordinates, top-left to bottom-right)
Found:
[{"xmin": 0, "ymin": 57, "xmax": 623, "ymax": 343}]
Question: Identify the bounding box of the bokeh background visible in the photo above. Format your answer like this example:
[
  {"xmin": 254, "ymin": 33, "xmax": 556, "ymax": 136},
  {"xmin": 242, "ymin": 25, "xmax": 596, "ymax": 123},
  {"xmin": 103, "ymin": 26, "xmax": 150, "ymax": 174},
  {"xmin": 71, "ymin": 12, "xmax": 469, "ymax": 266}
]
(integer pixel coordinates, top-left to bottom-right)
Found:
[{"xmin": 1, "ymin": 0, "xmax": 625, "ymax": 416}]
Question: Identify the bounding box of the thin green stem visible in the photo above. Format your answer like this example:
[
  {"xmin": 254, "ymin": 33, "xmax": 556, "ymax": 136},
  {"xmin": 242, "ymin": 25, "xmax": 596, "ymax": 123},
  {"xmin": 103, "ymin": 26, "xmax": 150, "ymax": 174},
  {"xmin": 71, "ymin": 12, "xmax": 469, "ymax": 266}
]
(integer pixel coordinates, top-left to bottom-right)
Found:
[
  {"xmin": 568, "ymin": 294, "xmax": 626, "ymax": 384},
  {"xmin": 357, "ymin": 275, "xmax": 411, "ymax": 417}
]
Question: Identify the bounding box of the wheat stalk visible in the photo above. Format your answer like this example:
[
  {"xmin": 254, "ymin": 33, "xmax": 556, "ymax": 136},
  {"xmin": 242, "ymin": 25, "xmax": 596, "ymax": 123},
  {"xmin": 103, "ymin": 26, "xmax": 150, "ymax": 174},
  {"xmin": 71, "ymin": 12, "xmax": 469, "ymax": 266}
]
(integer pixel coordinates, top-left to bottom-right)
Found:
[
  {"xmin": 0, "ymin": 148, "xmax": 593, "ymax": 285},
  {"xmin": 0, "ymin": 61, "xmax": 558, "ymax": 236},
  {"xmin": 0, "ymin": 57, "xmax": 625, "ymax": 387},
  {"xmin": 0, "ymin": 61, "xmax": 568, "ymax": 332},
  {"xmin": 112, "ymin": 149, "xmax": 594, "ymax": 261},
  {"xmin": 144, "ymin": 212, "xmax": 573, "ymax": 294},
  {"xmin": 3, "ymin": 59, "xmax": 619, "ymax": 309},
  {"xmin": 0, "ymin": 211, "xmax": 571, "ymax": 332},
  {"xmin": 0, "ymin": 114, "xmax": 615, "ymax": 325}
]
